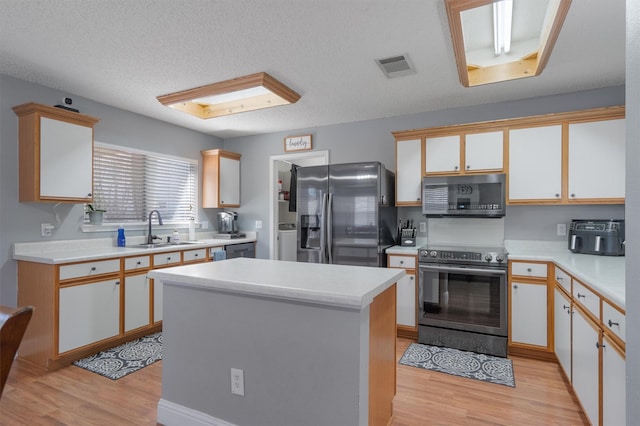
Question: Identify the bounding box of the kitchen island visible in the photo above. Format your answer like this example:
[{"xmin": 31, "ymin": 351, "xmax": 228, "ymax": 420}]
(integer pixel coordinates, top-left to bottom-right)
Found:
[{"xmin": 148, "ymin": 258, "xmax": 404, "ymax": 426}]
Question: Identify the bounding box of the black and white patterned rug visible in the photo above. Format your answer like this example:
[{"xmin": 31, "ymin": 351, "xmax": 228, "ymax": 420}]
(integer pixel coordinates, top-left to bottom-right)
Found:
[
  {"xmin": 73, "ymin": 332, "xmax": 162, "ymax": 380},
  {"xmin": 399, "ymin": 343, "xmax": 515, "ymax": 387}
]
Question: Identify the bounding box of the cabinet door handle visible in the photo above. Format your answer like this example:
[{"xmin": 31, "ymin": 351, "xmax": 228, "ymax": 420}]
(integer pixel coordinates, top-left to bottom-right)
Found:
[
  {"xmin": 577, "ymin": 293, "xmax": 586, "ymax": 299},
  {"xmin": 556, "ymin": 276, "xmax": 563, "ymax": 281},
  {"xmin": 454, "ymin": 165, "xmax": 459, "ymax": 171},
  {"xmin": 115, "ymin": 281, "xmax": 120, "ymax": 285},
  {"xmin": 513, "ymin": 284, "xmax": 518, "ymax": 289},
  {"xmin": 466, "ymin": 165, "xmax": 470, "ymax": 169},
  {"xmin": 90, "ymin": 266, "xmax": 97, "ymax": 271},
  {"xmin": 409, "ymin": 276, "xmax": 414, "ymax": 281},
  {"xmin": 527, "ymin": 268, "xmax": 532, "ymax": 272},
  {"xmin": 595, "ymin": 342, "xmax": 605, "ymax": 349},
  {"xmin": 608, "ymin": 319, "xmax": 619, "ymax": 327},
  {"xmin": 399, "ymin": 260, "xmax": 404, "ymax": 264},
  {"xmin": 563, "ymin": 304, "xmax": 570, "ymax": 312},
  {"xmin": 571, "ymin": 193, "xmax": 576, "ymax": 198},
  {"xmin": 194, "ymin": 253, "xmax": 199, "ymax": 257},
  {"xmin": 555, "ymin": 193, "xmax": 560, "ymax": 198}
]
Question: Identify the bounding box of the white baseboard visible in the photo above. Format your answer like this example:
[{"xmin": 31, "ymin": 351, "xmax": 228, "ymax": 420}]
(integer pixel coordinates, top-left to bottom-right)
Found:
[{"xmin": 157, "ymin": 399, "xmax": 237, "ymax": 426}]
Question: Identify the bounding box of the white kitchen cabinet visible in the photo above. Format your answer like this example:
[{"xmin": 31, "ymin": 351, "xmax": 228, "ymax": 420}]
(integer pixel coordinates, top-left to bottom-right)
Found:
[
  {"xmin": 13, "ymin": 102, "xmax": 99, "ymax": 203},
  {"xmin": 508, "ymin": 125, "xmax": 563, "ymax": 202},
  {"xmin": 568, "ymin": 118, "xmax": 625, "ymax": 201},
  {"xmin": 572, "ymin": 306, "xmax": 600, "ymax": 426},
  {"xmin": 465, "ymin": 130, "xmax": 503, "ymax": 172},
  {"xmin": 396, "ymin": 272, "xmax": 416, "ymax": 328},
  {"xmin": 201, "ymin": 149, "xmax": 241, "ymax": 208},
  {"xmin": 395, "ymin": 138, "xmax": 422, "ymax": 205},
  {"xmin": 124, "ymin": 273, "xmax": 150, "ymax": 332},
  {"xmin": 554, "ymin": 287, "xmax": 572, "ymax": 381},
  {"xmin": 510, "ymin": 281, "xmax": 547, "ymax": 347},
  {"xmin": 58, "ymin": 279, "xmax": 120, "ymax": 353},
  {"xmin": 602, "ymin": 335, "xmax": 626, "ymax": 426},
  {"xmin": 387, "ymin": 254, "xmax": 417, "ymax": 338},
  {"xmin": 425, "ymin": 135, "xmax": 460, "ymax": 174}
]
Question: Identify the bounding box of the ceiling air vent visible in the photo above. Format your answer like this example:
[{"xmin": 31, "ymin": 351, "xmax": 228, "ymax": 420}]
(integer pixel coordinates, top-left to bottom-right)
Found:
[{"xmin": 376, "ymin": 54, "xmax": 416, "ymax": 78}]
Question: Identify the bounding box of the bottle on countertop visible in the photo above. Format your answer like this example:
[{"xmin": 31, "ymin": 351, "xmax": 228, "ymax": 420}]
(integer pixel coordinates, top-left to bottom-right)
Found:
[
  {"xmin": 188, "ymin": 218, "xmax": 196, "ymax": 241},
  {"xmin": 117, "ymin": 226, "xmax": 126, "ymax": 247},
  {"xmin": 172, "ymin": 229, "xmax": 180, "ymax": 244}
]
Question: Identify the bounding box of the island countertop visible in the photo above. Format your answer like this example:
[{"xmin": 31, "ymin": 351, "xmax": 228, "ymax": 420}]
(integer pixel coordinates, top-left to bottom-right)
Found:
[{"xmin": 148, "ymin": 258, "xmax": 405, "ymax": 310}]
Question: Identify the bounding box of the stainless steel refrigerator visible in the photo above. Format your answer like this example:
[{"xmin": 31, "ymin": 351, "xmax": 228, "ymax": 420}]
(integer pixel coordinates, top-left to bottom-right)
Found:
[{"xmin": 296, "ymin": 162, "xmax": 397, "ymax": 267}]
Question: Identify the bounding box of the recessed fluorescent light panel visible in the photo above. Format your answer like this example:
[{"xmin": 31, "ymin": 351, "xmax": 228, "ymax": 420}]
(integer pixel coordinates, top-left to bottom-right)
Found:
[
  {"xmin": 157, "ymin": 72, "xmax": 301, "ymax": 119},
  {"xmin": 376, "ymin": 54, "xmax": 416, "ymax": 78},
  {"xmin": 445, "ymin": 0, "xmax": 572, "ymax": 87}
]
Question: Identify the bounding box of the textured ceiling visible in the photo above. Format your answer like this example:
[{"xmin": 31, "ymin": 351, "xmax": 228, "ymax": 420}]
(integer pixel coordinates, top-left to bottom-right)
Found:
[{"xmin": 0, "ymin": 0, "xmax": 626, "ymax": 139}]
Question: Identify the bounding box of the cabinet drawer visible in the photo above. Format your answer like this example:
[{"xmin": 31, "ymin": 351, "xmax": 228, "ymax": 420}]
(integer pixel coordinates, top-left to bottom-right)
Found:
[
  {"xmin": 602, "ymin": 301, "xmax": 625, "ymax": 343},
  {"xmin": 554, "ymin": 266, "xmax": 571, "ymax": 293},
  {"xmin": 511, "ymin": 262, "xmax": 547, "ymax": 278},
  {"xmin": 59, "ymin": 259, "xmax": 120, "ymax": 281},
  {"xmin": 573, "ymin": 280, "xmax": 600, "ymax": 319},
  {"xmin": 153, "ymin": 251, "xmax": 181, "ymax": 267},
  {"xmin": 183, "ymin": 248, "xmax": 207, "ymax": 262},
  {"xmin": 124, "ymin": 256, "xmax": 150, "ymax": 271},
  {"xmin": 389, "ymin": 255, "xmax": 416, "ymax": 269}
]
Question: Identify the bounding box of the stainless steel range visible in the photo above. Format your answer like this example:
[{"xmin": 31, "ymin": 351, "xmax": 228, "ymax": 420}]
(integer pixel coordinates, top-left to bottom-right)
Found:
[{"xmin": 418, "ymin": 243, "xmax": 509, "ymax": 357}]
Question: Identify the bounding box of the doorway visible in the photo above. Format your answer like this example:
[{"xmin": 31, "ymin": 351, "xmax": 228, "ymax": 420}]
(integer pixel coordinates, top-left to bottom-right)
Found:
[{"xmin": 269, "ymin": 150, "xmax": 329, "ymax": 260}]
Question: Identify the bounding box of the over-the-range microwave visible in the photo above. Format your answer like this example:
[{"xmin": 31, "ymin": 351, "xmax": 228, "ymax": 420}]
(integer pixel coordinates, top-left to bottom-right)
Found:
[{"xmin": 422, "ymin": 173, "xmax": 506, "ymax": 218}]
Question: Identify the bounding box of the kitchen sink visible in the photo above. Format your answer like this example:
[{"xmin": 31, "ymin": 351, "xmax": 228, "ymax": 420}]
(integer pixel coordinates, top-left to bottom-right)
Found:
[{"xmin": 132, "ymin": 241, "xmax": 202, "ymax": 249}]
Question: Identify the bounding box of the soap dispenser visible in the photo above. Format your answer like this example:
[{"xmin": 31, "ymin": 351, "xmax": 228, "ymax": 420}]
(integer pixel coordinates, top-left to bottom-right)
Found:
[
  {"xmin": 172, "ymin": 229, "xmax": 180, "ymax": 244},
  {"xmin": 117, "ymin": 226, "xmax": 126, "ymax": 247}
]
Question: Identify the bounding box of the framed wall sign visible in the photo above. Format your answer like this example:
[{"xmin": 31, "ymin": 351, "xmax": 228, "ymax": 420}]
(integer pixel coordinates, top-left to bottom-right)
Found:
[{"xmin": 284, "ymin": 134, "xmax": 312, "ymax": 152}]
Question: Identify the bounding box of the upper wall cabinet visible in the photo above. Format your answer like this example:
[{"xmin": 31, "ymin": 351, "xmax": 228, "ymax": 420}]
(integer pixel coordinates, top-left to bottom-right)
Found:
[
  {"xmin": 465, "ymin": 130, "xmax": 504, "ymax": 172},
  {"xmin": 568, "ymin": 118, "xmax": 625, "ymax": 202},
  {"xmin": 508, "ymin": 125, "xmax": 563, "ymax": 203},
  {"xmin": 13, "ymin": 103, "xmax": 99, "ymax": 203},
  {"xmin": 201, "ymin": 149, "xmax": 241, "ymax": 208},
  {"xmin": 395, "ymin": 138, "xmax": 422, "ymax": 206},
  {"xmin": 425, "ymin": 135, "xmax": 460, "ymax": 174}
]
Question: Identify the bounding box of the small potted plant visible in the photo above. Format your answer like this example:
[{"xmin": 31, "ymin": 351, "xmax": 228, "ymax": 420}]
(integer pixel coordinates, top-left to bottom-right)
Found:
[{"xmin": 87, "ymin": 203, "xmax": 106, "ymax": 224}]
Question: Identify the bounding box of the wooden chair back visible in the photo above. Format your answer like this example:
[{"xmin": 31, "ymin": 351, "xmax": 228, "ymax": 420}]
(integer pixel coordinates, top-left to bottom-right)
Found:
[{"xmin": 0, "ymin": 305, "xmax": 34, "ymax": 397}]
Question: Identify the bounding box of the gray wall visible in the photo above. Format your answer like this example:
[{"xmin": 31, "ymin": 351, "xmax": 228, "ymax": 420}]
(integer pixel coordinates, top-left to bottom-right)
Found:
[
  {"xmin": 626, "ymin": 0, "xmax": 639, "ymax": 422},
  {"xmin": 0, "ymin": 74, "xmax": 222, "ymax": 305},
  {"xmin": 225, "ymin": 85, "xmax": 626, "ymax": 258}
]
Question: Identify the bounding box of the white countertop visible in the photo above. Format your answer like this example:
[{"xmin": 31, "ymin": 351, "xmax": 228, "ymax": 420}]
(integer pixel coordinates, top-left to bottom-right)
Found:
[
  {"xmin": 385, "ymin": 239, "xmax": 625, "ymax": 308},
  {"xmin": 13, "ymin": 233, "xmax": 257, "ymax": 264},
  {"xmin": 148, "ymin": 258, "xmax": 405, "ymax": 310}
]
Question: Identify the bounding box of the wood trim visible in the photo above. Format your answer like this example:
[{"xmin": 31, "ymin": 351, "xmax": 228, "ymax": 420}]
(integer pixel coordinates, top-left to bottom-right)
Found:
[
  {"xmin": 391, "ymin": 106, "xmax": 625, "ymax": 140},
  {"xmin": 12, "ymin": 102, "xmax": 100, "ymax": 126},
  {"xmin": 508, "ymin": 345, "xmax": 557, "ymax": 361},
  {"xmin": 369, "ymin": 284, "xmax": 396, "ymax": 426}
]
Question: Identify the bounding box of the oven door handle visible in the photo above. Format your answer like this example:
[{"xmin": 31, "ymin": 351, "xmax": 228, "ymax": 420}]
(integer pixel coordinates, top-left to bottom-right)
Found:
[{"xmin": 421, "ymin": 264, "xmax": 507, "ymax": 277}]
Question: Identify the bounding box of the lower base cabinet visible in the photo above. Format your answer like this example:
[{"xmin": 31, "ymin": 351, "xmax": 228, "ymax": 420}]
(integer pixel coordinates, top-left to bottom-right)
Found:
[
  {"xmin": 124, "ymin": 273, "xmax": 151, "ymax": 332},
  {"xmin": 602, "ymin": 335, "xmax": 626, "ymax": 426},
  {"xmin": 396, "ymin": 272, "xmax": 416, "ymax": 328},
  {"xmin": 59, "ymin": 279, "xmax": 120, "ymax": 353},
  {"xmin": 572, "ymin": 306, "xmax": 600, "ymax": 426},
  {"xmin": 153, "ymin": 280, "xmax": 163, "ymax": 323},
  {"xmin": 510, "ymin": 281, "xmax": 547, "ymax": 347},
  {"xmin": 554, "ymin": 287, "xmax": 572, "ymax": 380}
]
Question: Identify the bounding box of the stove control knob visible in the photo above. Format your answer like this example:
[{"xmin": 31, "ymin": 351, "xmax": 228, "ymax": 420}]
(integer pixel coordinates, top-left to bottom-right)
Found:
[
  {"xmin": 496, "ymin": 255, "xmax": 505, "ymax": 263},
  {"xmin": 430, "ymin": 250, "xmax": 438, "ymax": 258},
  {"xmin": 484, "ymin": 254, "xmax": 493, "ymax": 262}
]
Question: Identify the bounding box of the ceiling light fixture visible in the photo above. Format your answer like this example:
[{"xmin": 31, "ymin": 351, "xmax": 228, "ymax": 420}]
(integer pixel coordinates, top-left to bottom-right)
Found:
[
  {"xmin": 156, "ymin": 72, "xmax": 301, "ymax": 119},
  {"xmin": 445, "ymin": 0, "xmax": 572, "ymax": 87},
  {"xmin": 493, "ymin": 0, "xmax": 513, "ymax": 55}
]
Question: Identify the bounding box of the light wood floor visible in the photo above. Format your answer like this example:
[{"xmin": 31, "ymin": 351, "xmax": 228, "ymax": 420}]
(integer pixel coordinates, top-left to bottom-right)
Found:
[{"xmin": 0, "ymin": 338, "xmax": 587, "ymax": 425}]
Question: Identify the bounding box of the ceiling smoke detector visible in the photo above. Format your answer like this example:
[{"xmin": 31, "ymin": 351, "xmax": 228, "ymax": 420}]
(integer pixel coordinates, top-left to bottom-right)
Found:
[{"xmin": 376, "ymin": 54, "xmax": 416, "ymax": 78}]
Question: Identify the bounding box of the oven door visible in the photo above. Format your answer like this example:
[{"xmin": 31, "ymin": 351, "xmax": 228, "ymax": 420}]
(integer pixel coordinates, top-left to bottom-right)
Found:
[{"xmin": 418, "ymin": 263, "xmax": 507, "ymax": 336}]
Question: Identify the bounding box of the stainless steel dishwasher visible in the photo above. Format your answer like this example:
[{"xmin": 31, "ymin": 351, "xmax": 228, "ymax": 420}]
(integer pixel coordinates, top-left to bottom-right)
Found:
[{"xmin": 225, "ymin": 242, "xmax": 255, "ymax": 259}]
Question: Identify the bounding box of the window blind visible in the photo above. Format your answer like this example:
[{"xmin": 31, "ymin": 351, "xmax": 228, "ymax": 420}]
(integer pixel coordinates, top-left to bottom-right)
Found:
[{"xmin": 92, "ymin": 144, "xmax": 197, "ymax": 223}]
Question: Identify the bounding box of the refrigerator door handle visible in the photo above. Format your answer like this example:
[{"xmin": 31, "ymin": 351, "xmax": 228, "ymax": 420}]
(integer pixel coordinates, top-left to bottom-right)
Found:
[
  {"xmin": 320, "ymin": 193, "xmax": 328, "ymax": 263},
  {"xmin": 327, "ymin": 192, "xmax": 333, "ymax": 264}
]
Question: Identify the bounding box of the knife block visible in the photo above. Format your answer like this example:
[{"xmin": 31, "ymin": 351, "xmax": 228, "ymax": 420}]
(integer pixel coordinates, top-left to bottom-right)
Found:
[{"xmin": 399, "ymin": 228, "xmax": 416, "ymax": 247}]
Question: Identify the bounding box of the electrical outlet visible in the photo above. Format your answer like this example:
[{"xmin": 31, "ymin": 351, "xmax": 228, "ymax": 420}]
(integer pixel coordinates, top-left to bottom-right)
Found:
[
  {"xmin": 41, "ymin": 223, "xmax": 54, "ymax": 237},
  {"xmin": 557, "ymin": 223, "xmax": 567, "ymax": 236},
  {"xmin": 255, "ymin": 220, "xmax": 263, "ymax": 229},
  {"xmin": 231, "ymin": 368, "xmax": 245, "ymax": 396},
  {"xmin": 419, "ymin": 222, "xmax": 426, "ymax": 233}
]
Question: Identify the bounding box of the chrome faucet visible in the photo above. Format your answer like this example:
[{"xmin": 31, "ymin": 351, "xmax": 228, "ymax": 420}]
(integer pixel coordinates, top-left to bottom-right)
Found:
[{"xmin": 147, "ymin": 210, "xmax": 164, "ymax": 244}]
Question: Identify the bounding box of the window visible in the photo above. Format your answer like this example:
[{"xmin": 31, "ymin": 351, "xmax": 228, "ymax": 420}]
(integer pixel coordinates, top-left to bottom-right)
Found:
[{"xmin": 91, "ymin": 143, "xmax": 198, "ymax": 224}]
